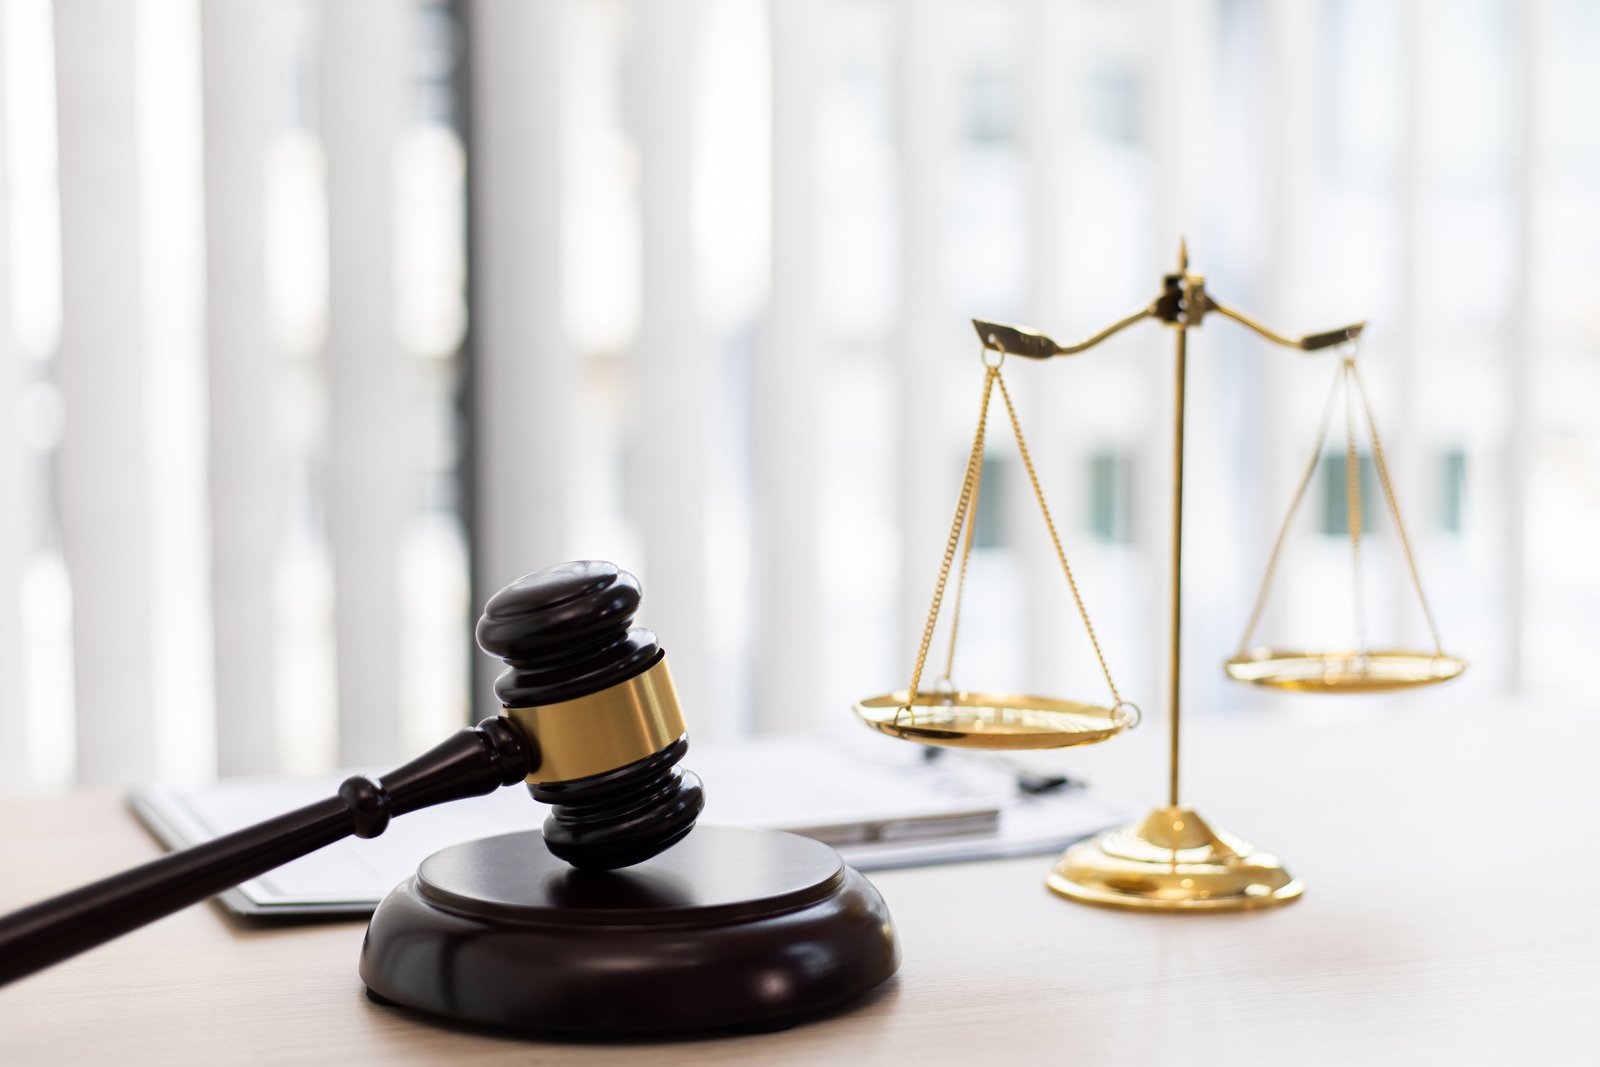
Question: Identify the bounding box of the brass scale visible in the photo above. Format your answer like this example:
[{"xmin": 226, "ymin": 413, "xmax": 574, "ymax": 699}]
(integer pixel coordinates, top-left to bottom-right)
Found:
[{"xmin": 853, "ymin": 243, "xmax": 1465, "ymax": 910}]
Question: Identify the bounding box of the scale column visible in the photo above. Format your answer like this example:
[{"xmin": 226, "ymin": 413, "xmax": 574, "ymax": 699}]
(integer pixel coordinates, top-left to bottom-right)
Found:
[
  {"xmin": 1045, "ymin": 241, "xmax": 1303, "ymax": 911},
  {"xmin": 1167, "ymin": 316, "xmax": 1187, "ymax": 810}
]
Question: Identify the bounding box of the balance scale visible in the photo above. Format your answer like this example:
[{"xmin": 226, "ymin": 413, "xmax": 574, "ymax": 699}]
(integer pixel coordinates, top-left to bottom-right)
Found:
[{"xmin": 854, "ymin": 242, "xmax": 1465, "ymax": 912}]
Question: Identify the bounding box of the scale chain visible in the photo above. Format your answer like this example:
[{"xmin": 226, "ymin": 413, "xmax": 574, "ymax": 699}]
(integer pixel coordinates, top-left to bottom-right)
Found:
[
  {"xmin": 993, "ymin": 371, "xmax": 1122, "ymax": 707},
  {"xmin": 1236, "ymin": 351, "xmax": 1446, "ymax": 661},
  {"xmin": 1236, "ymin": 359, "xmax": 1345, "ymax": 654},
  {"xmin": 1343, "ymin": 358, "xmax": 1368, "ymax": 653},
  {"xmin": 939, "ymin": 418, "xmax": 986, "ymax": 689},
  {"xmin": 906, "ymin": 359, "xmax": 1124, "ymax": 710},
  {"xmin": 904, "ymin": 367, "xmax": 996, "ymax": 706},
  {"xmin": 1349, "ymin": 361, "xmax": 1446, "ymax": 657}
]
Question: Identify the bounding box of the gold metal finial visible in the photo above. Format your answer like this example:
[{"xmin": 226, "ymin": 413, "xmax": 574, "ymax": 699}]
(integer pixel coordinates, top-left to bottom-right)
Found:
[{"xmin": 1177, "ymin": 236, "xmax": 1189, "ymax": 273}]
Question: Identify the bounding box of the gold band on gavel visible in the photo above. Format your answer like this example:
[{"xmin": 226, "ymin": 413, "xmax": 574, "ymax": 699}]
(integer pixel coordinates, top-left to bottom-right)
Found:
[{"xmin": 500, "ymin": 657, "xmax": 687, "ymax": 784}]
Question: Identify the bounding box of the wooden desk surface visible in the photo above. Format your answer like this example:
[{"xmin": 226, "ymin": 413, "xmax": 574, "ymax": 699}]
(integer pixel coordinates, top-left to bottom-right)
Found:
[{"xmin": 2, "ymin": 699, "xmax": 1596, "ymax": 1065}]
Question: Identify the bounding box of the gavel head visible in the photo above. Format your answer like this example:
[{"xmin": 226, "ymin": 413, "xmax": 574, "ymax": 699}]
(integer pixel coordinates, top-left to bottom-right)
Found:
[{"xmin": 475, "ymin": 561, "xmax": 705, "ymax": 871}]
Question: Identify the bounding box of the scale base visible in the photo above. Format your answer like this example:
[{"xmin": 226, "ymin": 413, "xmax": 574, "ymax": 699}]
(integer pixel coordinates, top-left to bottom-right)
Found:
[
  {"xmin": 360, "ymin": 825, "xmax": 899, "ymax": 1036},
  {"xmin": 1046, "ymin": 806, "xmax": 1303, "ymax": 912}
]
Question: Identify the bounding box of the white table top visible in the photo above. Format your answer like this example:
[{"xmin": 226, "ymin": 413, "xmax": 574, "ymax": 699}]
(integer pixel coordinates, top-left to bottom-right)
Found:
[{"xmin": 1, "ymin": 697, "xmax": 1594, "ymax": 1064}]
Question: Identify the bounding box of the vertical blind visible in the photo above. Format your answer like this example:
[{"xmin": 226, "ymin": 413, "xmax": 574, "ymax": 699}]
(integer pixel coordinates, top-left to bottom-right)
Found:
[{"xmin": 1, "ymin": 0, "xmax": 1596, "ymax": 791}]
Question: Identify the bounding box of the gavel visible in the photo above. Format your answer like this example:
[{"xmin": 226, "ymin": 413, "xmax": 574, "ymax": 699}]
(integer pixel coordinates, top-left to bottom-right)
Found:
[{"xmin": 0, "ymin": 560, "xmax": 705, "ymax": 986}]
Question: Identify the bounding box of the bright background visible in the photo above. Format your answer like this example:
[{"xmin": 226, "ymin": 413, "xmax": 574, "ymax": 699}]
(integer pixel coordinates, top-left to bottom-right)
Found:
[{"xmin": 1, "ymin": 0, "xmax": 1596, "ymax": 790}]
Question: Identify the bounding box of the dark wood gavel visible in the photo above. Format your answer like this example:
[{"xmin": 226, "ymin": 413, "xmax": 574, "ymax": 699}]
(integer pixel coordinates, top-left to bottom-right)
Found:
[{"xmin": 0, "ymin": 561, "xmax": 704, "ymax": 986}]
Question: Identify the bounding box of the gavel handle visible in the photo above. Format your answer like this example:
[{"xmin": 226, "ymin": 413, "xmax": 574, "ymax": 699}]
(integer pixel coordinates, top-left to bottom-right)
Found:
[{"xmin": 0, "ymin": 717, "xmax": 533, "ymax": 987}]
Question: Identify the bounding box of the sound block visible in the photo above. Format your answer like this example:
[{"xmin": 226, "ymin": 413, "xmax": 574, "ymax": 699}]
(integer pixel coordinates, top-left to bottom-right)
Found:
[{"xmin": 359, "ymin": 825, "xmax": 900, "ymax": 1036}]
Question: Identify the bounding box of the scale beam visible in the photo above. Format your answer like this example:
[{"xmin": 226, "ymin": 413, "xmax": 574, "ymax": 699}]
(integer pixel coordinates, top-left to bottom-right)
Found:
[
  {"xmin": 975, "ymin": 241, "xmax": 1367, "ymax": 362},
  {"xmin": 974, "ymin": 300, "xmax": 1363, "ymax": 361}
]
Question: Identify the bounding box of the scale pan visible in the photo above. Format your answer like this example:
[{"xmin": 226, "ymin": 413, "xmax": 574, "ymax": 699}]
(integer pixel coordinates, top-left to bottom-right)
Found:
[
  {"xmin": 1224, "ymin": 648, "xmax": 1466, "ymax": 692},
  {"xmin": 852, "ymin": 690, "xmax": 1135, "ymax": 750}
]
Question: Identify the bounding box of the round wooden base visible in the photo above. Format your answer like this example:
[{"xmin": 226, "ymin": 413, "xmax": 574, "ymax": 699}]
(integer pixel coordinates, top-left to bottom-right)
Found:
[{"xmin": 359, "ymin": 825, "xmax": 899, "ymax": 1036}]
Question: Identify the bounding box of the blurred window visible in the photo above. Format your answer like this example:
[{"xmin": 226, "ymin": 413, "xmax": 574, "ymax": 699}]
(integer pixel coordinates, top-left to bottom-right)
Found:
[
  {"xmin": 974, "ymin": 455, "xmax": 1009, "ymax": 550},
  {"xmin": 1439, "ymin": 449, "xmax": 1468, "ymax": 535},
  {"xmin": 1087, "ymin": 59, "xmax": 1140, "ymax": 145},
  {"xmin": 1088, "ymin": 452, "xmax": 1134, "ymax": 544},
  {"xmin": 962, "ymin": 65, "xmax": 1015, "ymax": 146},
  {"xmin": 1318, "ymin": 453, "xmax": 1378, "ymax": 537}
]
